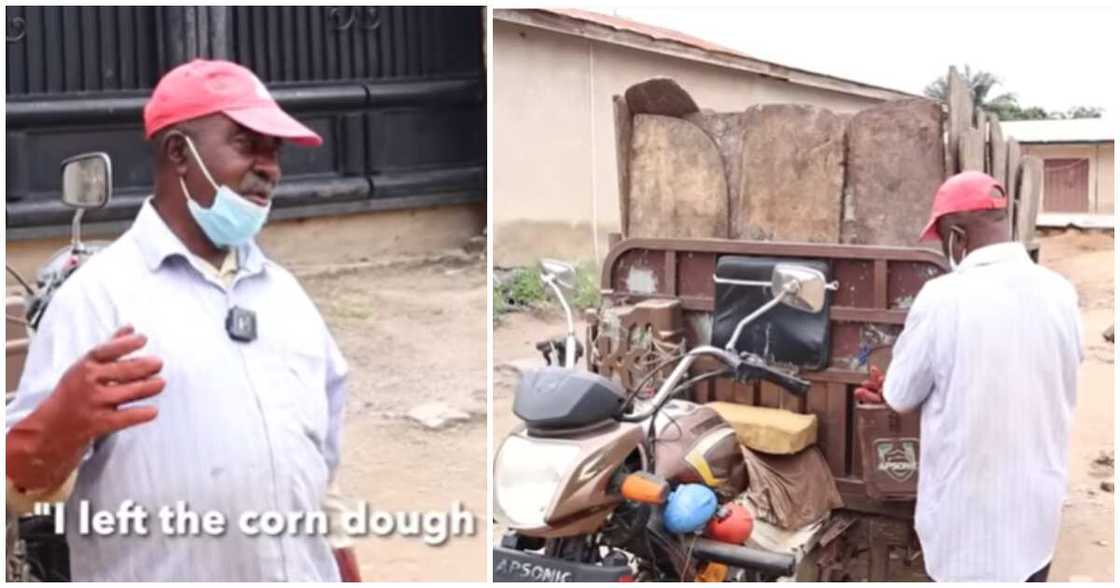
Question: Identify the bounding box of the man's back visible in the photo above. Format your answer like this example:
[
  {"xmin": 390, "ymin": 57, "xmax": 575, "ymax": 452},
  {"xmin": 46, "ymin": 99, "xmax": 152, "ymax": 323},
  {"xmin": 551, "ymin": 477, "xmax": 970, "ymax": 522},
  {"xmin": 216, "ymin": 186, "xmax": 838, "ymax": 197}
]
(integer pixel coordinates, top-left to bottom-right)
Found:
[{"xmin": 885, "ymin": 242, "xmax": 1082, "ymax": 581}]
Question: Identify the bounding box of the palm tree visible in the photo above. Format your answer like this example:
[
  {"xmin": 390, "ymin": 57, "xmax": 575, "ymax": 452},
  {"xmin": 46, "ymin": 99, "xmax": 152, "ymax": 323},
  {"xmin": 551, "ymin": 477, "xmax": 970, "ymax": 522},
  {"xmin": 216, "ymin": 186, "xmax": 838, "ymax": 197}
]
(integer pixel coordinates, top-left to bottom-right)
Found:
[{"xmin": 924, "ymin": 65, "xmax": 1019, "ymax": 117}]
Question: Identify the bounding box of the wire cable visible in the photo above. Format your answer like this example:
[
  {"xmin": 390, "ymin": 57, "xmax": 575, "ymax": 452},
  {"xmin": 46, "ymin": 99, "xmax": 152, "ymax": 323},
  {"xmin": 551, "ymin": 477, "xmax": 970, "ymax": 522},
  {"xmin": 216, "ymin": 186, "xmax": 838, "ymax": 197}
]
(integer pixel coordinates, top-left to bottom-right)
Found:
[{"xmin": 5, "ymin": 266, "xmax": 34, "ymax": 296}]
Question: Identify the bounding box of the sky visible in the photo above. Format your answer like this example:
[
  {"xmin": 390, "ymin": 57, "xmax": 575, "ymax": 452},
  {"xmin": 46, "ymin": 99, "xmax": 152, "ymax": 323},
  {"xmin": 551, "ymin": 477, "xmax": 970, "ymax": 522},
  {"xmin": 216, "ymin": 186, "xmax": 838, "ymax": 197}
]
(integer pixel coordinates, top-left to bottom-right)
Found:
[{"xmin": 604, "ymin": 5, "xmax": 1116, "ymax": 115}]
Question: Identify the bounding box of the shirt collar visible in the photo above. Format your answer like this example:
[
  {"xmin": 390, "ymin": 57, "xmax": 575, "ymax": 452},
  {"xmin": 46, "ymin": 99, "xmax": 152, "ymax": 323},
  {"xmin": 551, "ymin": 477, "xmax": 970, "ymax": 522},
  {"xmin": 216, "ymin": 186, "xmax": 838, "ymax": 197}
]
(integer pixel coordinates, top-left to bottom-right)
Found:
[
  {"xmin": 957, "ymin": 241, "xmax": 1030, "ymax": 271},
  {"xmin": 131, "ymin": 198, "xmax": 268, "ymax": 276}
]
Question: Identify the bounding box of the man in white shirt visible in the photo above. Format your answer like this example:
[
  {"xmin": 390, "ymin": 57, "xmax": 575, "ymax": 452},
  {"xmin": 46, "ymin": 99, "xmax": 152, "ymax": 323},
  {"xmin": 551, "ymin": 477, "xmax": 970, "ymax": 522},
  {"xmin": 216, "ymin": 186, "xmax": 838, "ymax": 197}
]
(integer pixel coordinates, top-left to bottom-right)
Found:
[
  {"xmin": 6, "ymin": 59, "xmax": 358, "ymax": 581},
  {"xmin": 858, "ymin": 171, "xmax": 1083, "ymax": 582}
]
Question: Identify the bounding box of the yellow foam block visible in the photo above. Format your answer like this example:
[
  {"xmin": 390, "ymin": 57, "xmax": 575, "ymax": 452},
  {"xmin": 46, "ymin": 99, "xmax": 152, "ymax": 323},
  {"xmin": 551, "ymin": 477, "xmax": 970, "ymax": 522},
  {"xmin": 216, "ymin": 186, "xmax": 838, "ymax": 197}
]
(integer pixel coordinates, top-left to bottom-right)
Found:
[{"xmin": 707, "ymin": 402, "xmax": 818, "ymax": 455}]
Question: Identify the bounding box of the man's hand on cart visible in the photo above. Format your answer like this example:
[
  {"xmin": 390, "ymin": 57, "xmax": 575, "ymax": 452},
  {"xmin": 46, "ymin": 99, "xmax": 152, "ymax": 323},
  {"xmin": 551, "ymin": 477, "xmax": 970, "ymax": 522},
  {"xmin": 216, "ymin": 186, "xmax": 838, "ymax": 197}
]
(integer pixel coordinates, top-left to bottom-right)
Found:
[{"xmin": 854, "ymin": 365, "xmax": 886, "ymax": 404}]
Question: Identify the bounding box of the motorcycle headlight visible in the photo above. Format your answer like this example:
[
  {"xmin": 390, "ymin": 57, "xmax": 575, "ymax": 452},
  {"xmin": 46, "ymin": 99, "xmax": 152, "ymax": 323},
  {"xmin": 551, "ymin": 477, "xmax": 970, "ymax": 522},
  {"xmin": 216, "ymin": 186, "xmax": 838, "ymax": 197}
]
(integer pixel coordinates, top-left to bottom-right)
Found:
[{"xmin": 494, "ymin": 434, "xmax": 581, "ymax": 528}]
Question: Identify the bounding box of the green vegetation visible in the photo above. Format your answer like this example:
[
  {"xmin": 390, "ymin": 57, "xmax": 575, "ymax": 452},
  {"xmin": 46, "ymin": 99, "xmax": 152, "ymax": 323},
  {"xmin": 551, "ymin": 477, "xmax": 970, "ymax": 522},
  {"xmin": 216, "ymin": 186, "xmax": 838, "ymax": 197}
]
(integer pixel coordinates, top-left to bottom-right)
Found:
[
  {"xmin": 494, "ymin": 267, "xmax": 548, "ymax": 315},
  {"xmin": 570, "ymin": 261, "xmax": 601, "ymax": 310},
  {"xmin": 924, "ymin": 65, "xmax": 1104, "ymax": 121},
  {"xmin": 493, "ymin": 262, "xmax": 601, "ymax": 324}
]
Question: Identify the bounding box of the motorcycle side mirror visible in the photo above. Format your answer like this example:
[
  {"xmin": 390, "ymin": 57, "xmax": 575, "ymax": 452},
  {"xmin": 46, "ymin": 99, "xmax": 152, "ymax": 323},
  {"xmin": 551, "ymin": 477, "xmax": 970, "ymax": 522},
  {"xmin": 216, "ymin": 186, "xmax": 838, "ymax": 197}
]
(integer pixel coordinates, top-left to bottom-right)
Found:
[
  {"xmin": 60, "ymin": 152, "xmax": 112, "ymax": 256},
  {"xmin": 539, "ymin": 259, "xmax": 577, "ymax": 290},
  {"xmin": 770, "ymin": 264, "xmax": 834, "ymax": 314},
  {"xmin": 537, "ymin": 259, "xmax": 579, "ymax": 367},
  {"xmin": 722, "ymin": 264, "xmax": 838, "ymax": 352},
  {"xmin": 60, "ymin": 152, "xmax": 112, "ymax": 210}
]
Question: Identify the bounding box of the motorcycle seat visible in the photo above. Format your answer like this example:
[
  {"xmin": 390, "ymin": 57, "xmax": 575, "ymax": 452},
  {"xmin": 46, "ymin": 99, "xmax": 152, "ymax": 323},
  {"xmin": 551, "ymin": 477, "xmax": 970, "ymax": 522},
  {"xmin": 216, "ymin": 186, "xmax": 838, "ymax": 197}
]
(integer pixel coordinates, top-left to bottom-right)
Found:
[{"xmin": 514, "ymin": 367, "xmax": 626, "ymax": 430}]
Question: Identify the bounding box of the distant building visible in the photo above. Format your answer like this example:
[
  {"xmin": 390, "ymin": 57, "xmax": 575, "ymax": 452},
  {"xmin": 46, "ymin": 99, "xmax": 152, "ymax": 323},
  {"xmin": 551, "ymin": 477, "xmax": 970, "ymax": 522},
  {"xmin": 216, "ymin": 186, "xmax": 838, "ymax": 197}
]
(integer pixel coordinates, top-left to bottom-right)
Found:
[
  {"xmin": 493, "ymin": 8, "xmax": 918, "ymax": 265},
  {"xmin": 1003, "ymin": 118, "xmax": 1114, "ymax": 228}
]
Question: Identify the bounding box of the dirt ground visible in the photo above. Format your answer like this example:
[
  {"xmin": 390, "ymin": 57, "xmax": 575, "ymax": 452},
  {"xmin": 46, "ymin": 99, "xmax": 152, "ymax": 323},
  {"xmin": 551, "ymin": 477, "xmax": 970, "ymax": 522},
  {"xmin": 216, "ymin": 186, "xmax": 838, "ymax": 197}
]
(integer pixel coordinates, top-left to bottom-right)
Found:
[
  {"xmin": 492, "ymin": 230, "xmax": 1115, "ymax": 581},
  {"xmin": 1039, "ymin": 230, "xmax": 1115, "ymax": 582},
  {"xmin": 298, "ymin": 250, "xmax": 486, "ymax": 582}
]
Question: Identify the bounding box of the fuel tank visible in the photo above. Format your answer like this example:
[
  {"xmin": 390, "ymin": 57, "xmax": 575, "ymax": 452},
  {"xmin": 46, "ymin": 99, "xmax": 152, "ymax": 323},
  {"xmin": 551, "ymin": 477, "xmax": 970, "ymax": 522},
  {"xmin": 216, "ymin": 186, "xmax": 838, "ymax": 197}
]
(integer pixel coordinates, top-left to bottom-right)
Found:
[{"xmin": 651, "ymin": 400, "xmax": 747, "ymax": 498}]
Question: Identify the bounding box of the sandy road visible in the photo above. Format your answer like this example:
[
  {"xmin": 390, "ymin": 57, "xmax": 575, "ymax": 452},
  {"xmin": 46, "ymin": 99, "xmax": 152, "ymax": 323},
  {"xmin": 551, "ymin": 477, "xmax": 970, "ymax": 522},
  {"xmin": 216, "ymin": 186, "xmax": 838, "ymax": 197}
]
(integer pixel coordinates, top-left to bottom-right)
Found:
[
  {"xmin": 1041, "ymin": 231, "xmax": 1114, "ymax": 582},
  {"xmin": 299, "ymin": 252, "xmax": 487, "ymax": 582}
]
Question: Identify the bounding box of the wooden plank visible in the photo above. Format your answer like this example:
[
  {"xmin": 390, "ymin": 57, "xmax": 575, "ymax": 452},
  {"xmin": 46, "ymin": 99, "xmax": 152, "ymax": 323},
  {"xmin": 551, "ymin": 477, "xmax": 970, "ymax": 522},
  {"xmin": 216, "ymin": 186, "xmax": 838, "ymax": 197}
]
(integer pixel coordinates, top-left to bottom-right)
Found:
[
  {"xmin": 1005, "ymin": 138, "xmax": 1022, "ymax": 238},
  {"xmin": 822, "ymin": 381, "xmax": 849, "ymax": 477},
  {"xmin": 1006, "ymin": 139, "xmax": 1022, "ymax": 193},
  {"xmin": 852, "ymin": 417, "xmax": 863, "ymax": 478},
  {"xmin": 978, "ymin": 110, "xmax": 989, "ymax": 173},
  {"xmin": 989, "ymin": 113, "xmax": 1007, "ymax": 189},
  {"xmin": 804, "ymin": 381, "xmax": 831, "ymax": 467},
  {"xmin": 759, "ymin": 381, "xmax": 782, "ymax": 409},
  {"xmin": 806, "ymin": 380, "xmax": 827, "ymax": 414},
  {"xmin": 791, "ymin": 386, "xmax": 806, "ymax": 412},
  {"xmin": 1017, "ymin": 156, "xmax": 1043, "ymax": 244},
  {"xmin": 732, "ymin": 382, "xmax": 752, "ymax": 404},
  {"xmin": 842, "ymin": 98, "xmax": 944, "ymax": 247},
  {"xmin": 613, "ymin": 95, "xmax": 633, "ymax": 236},
  {"xmin": 694, "ymin": 379, "xmax": 711, "ymax": 404},
  {"xmin": 624, "ymin": 77, "xmax": 699, "ymax": 117},
  {"xmin": 628, "ymin": 114, "xmax": 729, "ymax": 239},
  {"xmin": 739, "ymin": 104, "xmax": 845, "ymax": 243},
  {"xmin": 713, "ymin": 377, "xmax": 734, "ymax": 402},
  {"xmin": 958, "ymin": 127, "xmax": 984, "ymax": 171},
  {"xmin": 941, "ymin": 101, "xmax": 953, "ymax": 181},
  {"xmin": 684, "ymin": 111, "xmax": 750, "ymax": 239},
  {"xmin": 664, "ymin": 250, "xmax": 677, "ymax": 297},
  {"xmin": 946, "ymin": 66, "xmax": 973, "ymax": 176},
  {"xmin": 873, "ymin": 259, "xmax": 888, "ymax": 309},
  {"xmin": 831, "ymin": 307, "xmax": 908, "ymax": 325}
]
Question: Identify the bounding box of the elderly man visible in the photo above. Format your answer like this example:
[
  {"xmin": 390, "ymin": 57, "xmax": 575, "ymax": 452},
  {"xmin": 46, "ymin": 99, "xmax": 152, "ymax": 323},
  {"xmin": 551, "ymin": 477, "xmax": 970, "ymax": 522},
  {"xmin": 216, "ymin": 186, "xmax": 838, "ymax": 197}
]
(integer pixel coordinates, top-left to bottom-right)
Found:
[
  {"xmin": 6, "ymin": 59, "xmax": 356, "ymax": 581},
  {"xmin": 857, "ymin": 171, "xmax": 1083, "ymax": 582}
]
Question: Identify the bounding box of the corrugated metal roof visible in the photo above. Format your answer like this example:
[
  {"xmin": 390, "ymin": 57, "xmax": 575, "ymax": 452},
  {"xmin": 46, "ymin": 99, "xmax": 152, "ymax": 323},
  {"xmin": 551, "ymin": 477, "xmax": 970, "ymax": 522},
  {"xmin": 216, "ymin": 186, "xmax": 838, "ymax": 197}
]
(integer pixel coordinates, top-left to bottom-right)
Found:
[
  {"xmin": 1002, "ymin": 118, "xmax": 1115, "ymax": 144},
  {"xmin": 546, "ymin": 8, "xmax": 754, "ymax": 61},
  {"xmin": 495, "ymin": 8, "xmax": 918, "ymax": 101}
]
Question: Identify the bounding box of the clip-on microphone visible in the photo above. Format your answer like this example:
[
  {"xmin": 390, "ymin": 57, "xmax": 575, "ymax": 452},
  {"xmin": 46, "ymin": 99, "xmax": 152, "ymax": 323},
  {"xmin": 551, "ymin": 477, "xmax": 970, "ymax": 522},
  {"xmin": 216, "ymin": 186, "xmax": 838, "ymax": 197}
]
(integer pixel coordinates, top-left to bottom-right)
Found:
[{"xmin": 225, "ymin": 306, "xmax": 257, "ymax": 342}]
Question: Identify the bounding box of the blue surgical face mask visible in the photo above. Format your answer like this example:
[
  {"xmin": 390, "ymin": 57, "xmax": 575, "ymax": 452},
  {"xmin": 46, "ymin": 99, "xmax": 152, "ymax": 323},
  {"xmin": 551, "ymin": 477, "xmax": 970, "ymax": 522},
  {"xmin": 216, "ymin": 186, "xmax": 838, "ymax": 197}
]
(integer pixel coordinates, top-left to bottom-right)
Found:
[{"xmin": 176, "ymin": 133, "xmax": 271, "ymax": 247}]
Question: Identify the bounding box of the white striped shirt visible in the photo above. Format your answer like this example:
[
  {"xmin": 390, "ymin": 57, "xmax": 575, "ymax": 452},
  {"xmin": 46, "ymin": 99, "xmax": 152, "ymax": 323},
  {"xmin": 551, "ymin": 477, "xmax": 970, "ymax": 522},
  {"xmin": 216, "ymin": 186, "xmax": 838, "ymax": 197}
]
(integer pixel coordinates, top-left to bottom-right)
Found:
[
  {"xmin": 6, "ymin": 200, "xmax": 349, "ymax": 581},
  {"xmin": 884, "ymin": 242, "xmax": 1083, "ymax": 581}
]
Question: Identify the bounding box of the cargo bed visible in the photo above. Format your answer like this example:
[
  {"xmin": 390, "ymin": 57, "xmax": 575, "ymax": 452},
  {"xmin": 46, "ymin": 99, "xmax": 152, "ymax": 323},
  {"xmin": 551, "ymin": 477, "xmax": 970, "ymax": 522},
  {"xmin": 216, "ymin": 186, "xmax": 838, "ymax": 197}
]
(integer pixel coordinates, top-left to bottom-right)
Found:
[{"xmin": 588, "ymin": 235, "xmax": 949, "ymax": 517}]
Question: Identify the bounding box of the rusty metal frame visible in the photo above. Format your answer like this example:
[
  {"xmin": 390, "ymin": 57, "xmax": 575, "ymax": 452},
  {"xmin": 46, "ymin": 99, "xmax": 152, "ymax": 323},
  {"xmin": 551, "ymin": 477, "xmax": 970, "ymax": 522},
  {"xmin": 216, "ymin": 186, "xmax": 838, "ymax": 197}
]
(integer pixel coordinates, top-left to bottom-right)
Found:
[
  {"xmin": 601, "ymin": 236, "xmax": 947, "ymax": 322},
  {"xmin": 598, "ymin": 236, "xmax": 949, "ymax": 374},
  {"xmin": 595, "ymin": 235, "xmax": 949, "ymax": 515}
]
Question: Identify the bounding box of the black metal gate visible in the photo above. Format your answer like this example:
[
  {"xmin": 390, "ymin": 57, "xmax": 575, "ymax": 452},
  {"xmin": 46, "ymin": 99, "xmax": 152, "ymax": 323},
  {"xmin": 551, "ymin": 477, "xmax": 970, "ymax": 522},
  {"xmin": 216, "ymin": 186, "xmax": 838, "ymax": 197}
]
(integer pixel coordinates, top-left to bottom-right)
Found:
[{"xmin": 6, "ymin": 6, "xmax": 485, "ymax": 239}]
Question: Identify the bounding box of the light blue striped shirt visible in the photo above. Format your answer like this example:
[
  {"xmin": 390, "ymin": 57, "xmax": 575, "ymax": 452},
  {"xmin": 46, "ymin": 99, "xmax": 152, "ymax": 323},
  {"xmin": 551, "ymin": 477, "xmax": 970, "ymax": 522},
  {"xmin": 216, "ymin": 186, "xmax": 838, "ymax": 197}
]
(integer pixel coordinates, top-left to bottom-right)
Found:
[
  {"xmin": 884, "ymin": 242, "xmax": 1082, "ymax": 582},
  {"xmin": 6, "ymin": 200, "xmax": 348, "ymax": 581}
]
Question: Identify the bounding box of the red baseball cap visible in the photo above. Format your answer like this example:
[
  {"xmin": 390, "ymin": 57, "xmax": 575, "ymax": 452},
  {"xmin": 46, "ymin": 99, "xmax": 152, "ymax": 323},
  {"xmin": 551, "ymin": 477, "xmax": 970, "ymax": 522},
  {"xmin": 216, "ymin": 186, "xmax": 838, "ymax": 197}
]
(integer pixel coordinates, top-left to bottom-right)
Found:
[
  {"xmin": 143, "ymin": 59, "xmax": 322, "ymax": 147},
  {"xmin": 918, "ymin": 171, "xmax": 1008, "ymax": 241}
]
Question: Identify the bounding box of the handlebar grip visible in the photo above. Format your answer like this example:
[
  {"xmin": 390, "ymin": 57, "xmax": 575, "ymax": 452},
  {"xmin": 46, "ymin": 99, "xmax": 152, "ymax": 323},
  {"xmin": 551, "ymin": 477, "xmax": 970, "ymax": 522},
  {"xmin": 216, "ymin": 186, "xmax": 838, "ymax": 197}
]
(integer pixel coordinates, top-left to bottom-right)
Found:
[
  {"xmin": 761, "ymin": 367, "xmax": 811, "ymax": 396},
  {"xmin": 689, "ymin": 537, "xmax": 796, "ymax": 577},
  {"xmin": 735, "ymin": 357, "xmax": 811, "ymax": 396}
]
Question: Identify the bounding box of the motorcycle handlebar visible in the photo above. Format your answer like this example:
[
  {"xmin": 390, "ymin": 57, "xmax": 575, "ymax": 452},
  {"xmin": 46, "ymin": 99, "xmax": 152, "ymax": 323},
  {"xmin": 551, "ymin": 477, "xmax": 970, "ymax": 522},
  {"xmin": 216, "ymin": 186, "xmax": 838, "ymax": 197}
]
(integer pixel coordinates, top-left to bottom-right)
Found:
[
  {"xmin": 623, "ymin": 346, "xmax": 740, "ymax": 421},
  {"xmin": 623, "ymin": 346, "xmax": 810, "ymax": 421},
  {"xmin": 766, "ymin": 370, "xmax": 811, "ymax": 395},
  {"xmin": 737, "ymin": 355, "xmax": 812, "ymax": 396},
  {"xmin": 689, "ymin": 537, "xmax": 796, "ymax": 577}
]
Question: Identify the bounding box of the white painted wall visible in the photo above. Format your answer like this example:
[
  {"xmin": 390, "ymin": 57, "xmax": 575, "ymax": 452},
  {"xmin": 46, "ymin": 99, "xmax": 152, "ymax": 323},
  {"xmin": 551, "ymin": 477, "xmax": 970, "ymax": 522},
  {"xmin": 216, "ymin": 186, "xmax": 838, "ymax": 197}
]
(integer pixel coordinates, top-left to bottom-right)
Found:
[{"xmin": 493, "ymin": 20, "xmax": 891, "ymax": 266}]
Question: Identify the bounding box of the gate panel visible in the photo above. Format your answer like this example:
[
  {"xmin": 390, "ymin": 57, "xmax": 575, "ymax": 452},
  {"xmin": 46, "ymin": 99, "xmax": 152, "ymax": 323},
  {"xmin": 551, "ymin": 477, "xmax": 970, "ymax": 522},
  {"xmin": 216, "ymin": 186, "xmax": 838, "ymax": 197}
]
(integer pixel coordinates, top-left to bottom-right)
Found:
[{"xmin": 6, "ymin": 6, "xmax": 484, "ymax": 239}]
